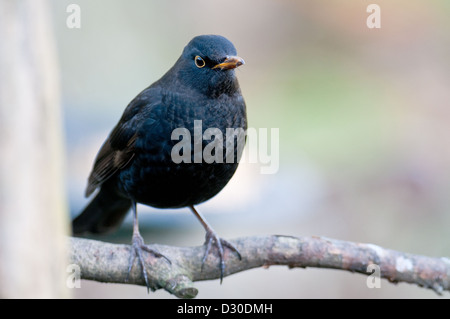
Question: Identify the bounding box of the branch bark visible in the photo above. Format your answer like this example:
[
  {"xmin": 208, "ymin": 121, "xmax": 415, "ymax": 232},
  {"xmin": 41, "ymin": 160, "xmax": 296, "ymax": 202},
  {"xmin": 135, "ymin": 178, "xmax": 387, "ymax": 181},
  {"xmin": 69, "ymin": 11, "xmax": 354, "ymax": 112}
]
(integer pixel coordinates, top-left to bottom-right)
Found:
[{"xmin": 69, "ymin": 235, "xmax": 450, "ymax": 298}]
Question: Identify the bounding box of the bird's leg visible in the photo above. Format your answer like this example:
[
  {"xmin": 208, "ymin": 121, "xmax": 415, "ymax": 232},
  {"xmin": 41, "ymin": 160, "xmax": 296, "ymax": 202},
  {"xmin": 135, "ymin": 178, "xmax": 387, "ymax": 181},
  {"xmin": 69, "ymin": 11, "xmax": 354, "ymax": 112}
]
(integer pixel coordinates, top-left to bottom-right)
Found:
[
  {"xmin": 127, "ymin": 200, "xmax": 171, "ymax": 292},
  {"xmin": 189, "ymin": 205, "xmax": 241, "ymax": 283}
]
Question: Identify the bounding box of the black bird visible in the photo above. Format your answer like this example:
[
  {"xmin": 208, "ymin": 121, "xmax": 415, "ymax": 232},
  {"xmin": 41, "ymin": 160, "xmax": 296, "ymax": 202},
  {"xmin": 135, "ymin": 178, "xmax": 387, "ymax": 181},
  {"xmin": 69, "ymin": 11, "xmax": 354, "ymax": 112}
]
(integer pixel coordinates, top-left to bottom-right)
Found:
[{"xmin": 73, "ymin": 35, "xmax": 247, "ymax": 288}]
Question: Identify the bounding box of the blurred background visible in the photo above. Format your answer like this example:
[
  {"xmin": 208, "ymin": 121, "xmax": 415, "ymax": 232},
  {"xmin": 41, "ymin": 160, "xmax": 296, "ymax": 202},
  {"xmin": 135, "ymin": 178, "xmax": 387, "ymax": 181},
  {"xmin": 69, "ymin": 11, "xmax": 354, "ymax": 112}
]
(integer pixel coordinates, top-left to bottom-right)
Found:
[{"xmin": 49, "ymin": 0, "xmax": 450, "ymax": 298}]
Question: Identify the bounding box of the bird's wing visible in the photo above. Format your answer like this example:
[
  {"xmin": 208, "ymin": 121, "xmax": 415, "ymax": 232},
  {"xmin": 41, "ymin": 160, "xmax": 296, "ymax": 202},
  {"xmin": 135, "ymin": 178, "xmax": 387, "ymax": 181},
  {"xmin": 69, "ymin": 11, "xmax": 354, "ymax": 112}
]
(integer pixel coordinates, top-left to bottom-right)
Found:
[{"xmin": 84, "ymin": 89, "xmax": 156, "ymax": 197}]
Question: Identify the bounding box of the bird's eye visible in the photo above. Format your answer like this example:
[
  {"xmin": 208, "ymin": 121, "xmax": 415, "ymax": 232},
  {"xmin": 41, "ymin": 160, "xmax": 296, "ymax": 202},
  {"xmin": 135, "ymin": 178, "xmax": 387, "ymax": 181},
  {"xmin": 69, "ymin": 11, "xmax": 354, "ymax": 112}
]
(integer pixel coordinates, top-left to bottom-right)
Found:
[{"xmin": 194, "ymin": 56, "xmax": 206, "ymax": 68}]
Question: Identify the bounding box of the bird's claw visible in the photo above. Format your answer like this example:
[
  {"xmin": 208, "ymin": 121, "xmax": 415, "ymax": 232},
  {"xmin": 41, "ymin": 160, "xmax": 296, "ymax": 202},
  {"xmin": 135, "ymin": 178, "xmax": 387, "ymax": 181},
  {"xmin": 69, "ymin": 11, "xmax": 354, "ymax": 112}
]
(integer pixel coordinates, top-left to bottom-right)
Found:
[
  {"xmin": 126, "ymin": 232, "xmax": 171, "ymax": 292},
  {"xmin": 202, "ymin": 230, "xmax": 241, "ymax": 283}
]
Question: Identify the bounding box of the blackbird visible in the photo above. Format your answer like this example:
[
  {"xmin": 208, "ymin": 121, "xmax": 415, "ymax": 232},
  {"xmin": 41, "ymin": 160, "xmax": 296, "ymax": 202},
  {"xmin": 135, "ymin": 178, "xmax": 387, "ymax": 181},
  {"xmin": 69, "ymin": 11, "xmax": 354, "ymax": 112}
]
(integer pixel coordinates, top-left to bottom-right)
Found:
[{"xmin": 72, "ymin": 35, "xmax": 247, "ymax": 288}]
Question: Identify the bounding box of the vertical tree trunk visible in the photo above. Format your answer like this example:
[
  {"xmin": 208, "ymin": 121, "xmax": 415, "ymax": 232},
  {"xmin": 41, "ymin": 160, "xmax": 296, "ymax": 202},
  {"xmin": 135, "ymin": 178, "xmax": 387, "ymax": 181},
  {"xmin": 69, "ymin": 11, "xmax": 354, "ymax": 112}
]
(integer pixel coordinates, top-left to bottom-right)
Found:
[{"xmin": 0, "ymin": 0, "xmax": 69, "ymax": 298}]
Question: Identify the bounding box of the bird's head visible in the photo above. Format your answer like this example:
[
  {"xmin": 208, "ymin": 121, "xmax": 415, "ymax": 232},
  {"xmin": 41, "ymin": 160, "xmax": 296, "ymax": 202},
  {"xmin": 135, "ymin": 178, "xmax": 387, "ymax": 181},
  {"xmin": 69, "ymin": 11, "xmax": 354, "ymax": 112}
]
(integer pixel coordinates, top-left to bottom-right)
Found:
[{"xmin": 175, "ymin": 35, "xmax": 245, "ymax": 97}]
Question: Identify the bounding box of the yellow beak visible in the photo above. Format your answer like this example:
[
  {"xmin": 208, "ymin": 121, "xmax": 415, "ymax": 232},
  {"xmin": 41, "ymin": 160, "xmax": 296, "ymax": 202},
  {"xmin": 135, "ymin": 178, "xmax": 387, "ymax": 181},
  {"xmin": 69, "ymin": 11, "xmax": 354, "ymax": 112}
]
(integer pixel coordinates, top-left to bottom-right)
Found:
[{"xmin": 212, "ymin": 56, "xmax": 245, "ymax": 70}]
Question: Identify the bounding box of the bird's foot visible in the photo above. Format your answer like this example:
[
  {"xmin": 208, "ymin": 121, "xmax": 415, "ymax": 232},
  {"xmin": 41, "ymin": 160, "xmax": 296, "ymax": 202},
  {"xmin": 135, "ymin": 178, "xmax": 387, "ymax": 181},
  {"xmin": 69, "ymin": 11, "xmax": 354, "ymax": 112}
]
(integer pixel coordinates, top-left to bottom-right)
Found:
[
  {"xmin": 126, "ymin": 232, "xmax": 171, "ymax": 292},
  {"xmin": 202, "ymin": 229, "xmax": 241, "ymax": 283}
]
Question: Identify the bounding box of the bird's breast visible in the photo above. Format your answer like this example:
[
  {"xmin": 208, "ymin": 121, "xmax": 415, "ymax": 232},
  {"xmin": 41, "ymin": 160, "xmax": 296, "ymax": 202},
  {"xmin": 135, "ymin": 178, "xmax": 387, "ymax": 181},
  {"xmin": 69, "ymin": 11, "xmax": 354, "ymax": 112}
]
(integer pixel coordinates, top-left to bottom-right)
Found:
[{"xmin": 118, "ymin": 92, "xmax": 246, "ymax": 208}]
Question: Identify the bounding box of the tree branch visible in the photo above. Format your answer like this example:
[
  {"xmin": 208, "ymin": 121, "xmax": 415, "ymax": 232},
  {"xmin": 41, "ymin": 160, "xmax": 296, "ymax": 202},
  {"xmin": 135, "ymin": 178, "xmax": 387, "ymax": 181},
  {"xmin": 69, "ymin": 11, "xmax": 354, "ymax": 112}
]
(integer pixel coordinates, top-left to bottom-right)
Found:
[{"xmin": 69, "ymin": 235, "xmax": 450, "ymax": 298}]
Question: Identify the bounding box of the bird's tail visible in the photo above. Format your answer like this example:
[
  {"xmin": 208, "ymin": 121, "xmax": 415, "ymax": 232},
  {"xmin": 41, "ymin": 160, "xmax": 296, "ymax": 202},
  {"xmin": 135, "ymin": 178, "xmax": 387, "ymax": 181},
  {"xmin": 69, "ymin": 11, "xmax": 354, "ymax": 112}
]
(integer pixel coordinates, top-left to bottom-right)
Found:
[{"xmin": 72, "ymin": 187, "xmax": 131, "ymax": 235}]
